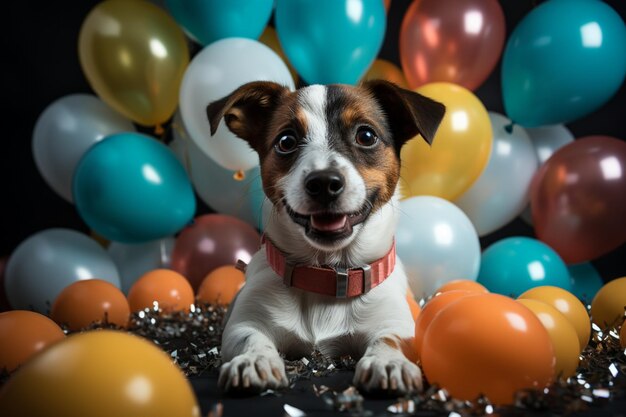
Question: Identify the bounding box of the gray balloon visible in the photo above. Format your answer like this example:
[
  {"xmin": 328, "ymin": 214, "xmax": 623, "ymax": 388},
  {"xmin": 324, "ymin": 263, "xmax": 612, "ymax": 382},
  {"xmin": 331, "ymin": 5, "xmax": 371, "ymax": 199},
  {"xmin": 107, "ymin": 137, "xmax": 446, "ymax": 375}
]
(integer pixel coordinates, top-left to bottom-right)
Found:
[
  {"xmin": 5, "ymin": 229, "xmax": 121, "ymax": 313},
  {"xmin": 32, "ymin": 94, "xmax": 135, "ymax": 202}
]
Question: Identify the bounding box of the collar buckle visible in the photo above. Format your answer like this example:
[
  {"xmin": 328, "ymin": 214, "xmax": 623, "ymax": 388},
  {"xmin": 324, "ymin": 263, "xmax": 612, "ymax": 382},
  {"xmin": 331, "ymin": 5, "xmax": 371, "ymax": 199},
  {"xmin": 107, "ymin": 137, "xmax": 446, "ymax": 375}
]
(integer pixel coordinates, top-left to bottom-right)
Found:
[{"xmin": 334, "ymin": 266, "xmax": 349, "ymax": 298}]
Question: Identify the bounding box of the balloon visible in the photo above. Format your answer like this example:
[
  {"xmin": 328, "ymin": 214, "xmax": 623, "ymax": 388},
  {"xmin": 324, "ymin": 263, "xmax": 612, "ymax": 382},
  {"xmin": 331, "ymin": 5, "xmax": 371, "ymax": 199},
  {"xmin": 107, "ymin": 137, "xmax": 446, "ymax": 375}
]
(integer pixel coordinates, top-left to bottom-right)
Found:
[
  {"xmin": 501, "ymin": 0, "xmax": 626, "ymax": 126},
  {"xmin": 197, "ymin": 266, "xmax": 245, "ymax": 305},
  {"xmin": 477, "ymin": 237, "xmax": 571, "ymax": 298},
  {"xmin": 518, "ymin": 286, "xmax": 590, "ymax": 352},
  {"xmin": 421, "ymin": 294, "xmax": 555, "ymax": 405},
  {"xmin": 32, "ymin": 94, "xmax": 135, "ymax": 202},
  {"xmin": 591, "ymin": 277, "xmax": 626, "ymax": 329},
  {"xmin": 78, "ymin": 0, "xmax": 189, "ymax": 128},
  {"xmin": 621, "ymin": 320, "xmax": 626, "ymax": 348},
  {"xmin": 170, "ymin": 114, "xmax": 266, "ymax": 229},
  {"xmin": 516, "ymin": 299, "xmax": 580, "ymax": 379},
  {"xmin": 531, "ymin": 136, "xmax": 626, "ymax": 263},
  {"xmin": 51, "ymin": 279, "xmax": 130, "ymax": 330},
  {"xmin": 5, "ymin": 229, "xmax": 120, "ymax": 313},
  {"xmin": 165, "ymin": 0, "xmax": 273, "ymax": 46},
  {"xmin": 406, "ymin": 293, "xmax": 421, "ymax": 322},
  {"xmin": 73, "ymin": 132, "xmax": 196, "ymax": 243},
  {"xmin": 259, "ymin": 26, "xmax": 299, "ymax": 82},
  {"xmin": 0, "ymin": 311, "xmax": 65, "ymax": 372},
  {"xmin": 520, "ymin": 124, "xmax": 574, "ymax": 225},
  {"xmin": 400, "ymin": 83, "xmax": 492, "ymax": 201},
  {"xmin": 108, "ymin": 238, "xmax": 175, "ymax": 294},
  {"xmin": 0, "ymin": 331, "xmax": 200, "ymax": 417},
  {"xmin": 171, "ymin": 214, "xmax": 261, "ymax": 291},
  {"xmin": 275, "ymin": 0, "xmax": 386, "ymax": 85},
  {"xmin": 435, "ymin": 280, "xmax": 488, "ymax": 295},
  {"xmin": 455, "ymin": 112, "xmax": 538, "ymax": 236},
  {"xmin": 413, "ymin": 290, "xmax": 476, "ymax": 359},
  {"xmin": 179, "ymin": 38, "xmax": 295, "ymax": 172},
  {"xmin": 568, "ymin": 263, "xmax": 603, "ymax": 303},
  {"xmin": 400, "ymin": 0, "xmax": 505, "ymax": 90},
  {"xmin": 0, "ymin": 256, "xmax": 10, "ymax": 312},
  {"xmin": 361, "ymin": 59, "xmax": 409, "ymax": 88},
  {"xmin": 127, "ymin": 269, "xmax": 195, "ymax": 313},
  {"xmin": 396, "ymin": 196, "xmax": 481, "ymax": 299}
]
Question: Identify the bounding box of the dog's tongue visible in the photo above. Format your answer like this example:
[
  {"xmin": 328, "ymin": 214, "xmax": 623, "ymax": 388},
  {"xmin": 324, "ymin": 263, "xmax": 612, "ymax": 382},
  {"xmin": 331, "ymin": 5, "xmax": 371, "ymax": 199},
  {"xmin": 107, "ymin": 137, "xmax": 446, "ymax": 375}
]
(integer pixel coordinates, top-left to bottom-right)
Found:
[{"xmin": 310, "ymin": 214, "xmax": 348, "ymax": 232}]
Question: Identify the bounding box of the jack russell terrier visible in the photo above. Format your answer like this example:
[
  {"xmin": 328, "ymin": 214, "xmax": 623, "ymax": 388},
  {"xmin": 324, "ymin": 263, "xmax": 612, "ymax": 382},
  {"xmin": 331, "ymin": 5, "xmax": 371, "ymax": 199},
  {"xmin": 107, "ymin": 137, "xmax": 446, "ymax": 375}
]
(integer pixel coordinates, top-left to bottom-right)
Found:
[{"xmin": 206, "ymin": 80, "xmax": 445, "ymax": 394}]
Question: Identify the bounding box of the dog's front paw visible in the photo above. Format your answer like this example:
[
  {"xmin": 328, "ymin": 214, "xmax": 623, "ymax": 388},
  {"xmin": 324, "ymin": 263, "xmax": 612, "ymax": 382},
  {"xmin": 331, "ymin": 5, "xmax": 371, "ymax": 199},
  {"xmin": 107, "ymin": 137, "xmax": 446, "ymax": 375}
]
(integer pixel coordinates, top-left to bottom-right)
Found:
[
  {"xmin": 218, "ymin": 352, "xmax": 289, "ymax": 393},
  {"xmin": 353, "ymin": 355, "xmax": 423, "ymax": 395}
]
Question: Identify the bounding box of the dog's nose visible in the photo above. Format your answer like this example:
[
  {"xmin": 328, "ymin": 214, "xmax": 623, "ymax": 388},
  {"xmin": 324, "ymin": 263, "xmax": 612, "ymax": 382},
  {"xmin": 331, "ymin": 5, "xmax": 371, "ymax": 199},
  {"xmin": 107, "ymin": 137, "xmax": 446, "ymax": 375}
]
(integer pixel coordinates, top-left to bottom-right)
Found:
[{"xmin": 304, "ymin": 170, "xmax": 345, "ymax": 204}]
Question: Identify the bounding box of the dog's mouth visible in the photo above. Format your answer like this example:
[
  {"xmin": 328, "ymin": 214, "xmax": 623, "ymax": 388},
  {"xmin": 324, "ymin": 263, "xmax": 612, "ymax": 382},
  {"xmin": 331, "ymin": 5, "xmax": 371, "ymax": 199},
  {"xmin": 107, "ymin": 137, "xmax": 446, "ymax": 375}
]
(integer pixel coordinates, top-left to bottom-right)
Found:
[{"xmin": 285, "ymin": 202, "xmax": 372, "ymax": 242}]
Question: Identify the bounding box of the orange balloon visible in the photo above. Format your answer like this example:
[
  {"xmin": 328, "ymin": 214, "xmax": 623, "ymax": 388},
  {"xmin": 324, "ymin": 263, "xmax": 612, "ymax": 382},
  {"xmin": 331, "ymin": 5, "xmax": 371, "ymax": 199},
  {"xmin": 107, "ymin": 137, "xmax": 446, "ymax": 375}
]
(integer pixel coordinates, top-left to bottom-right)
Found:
[
  {"xmin": 197, "ymin": 266, "xmax": 245, "ymax": 305},
  {"xmin": 128, "ymin": 269, "xmax": 195, "ymax": 313},
  {"xmin": 517, "ymin": 299, "xmax": 580, "ymax": 379},
  {"xmin": 591, "ymin": 277, "xmax": 626, "ymax": 329},
  {"xmin": 51, "ymin": 279, "xmax": 130, "ymax": 330},
  {"xmin": 406, "ymin": 293, "xmax": 421, "ymax": 321},
  {"xmin": 519, "ymin": 286, "xmax": 590, "ymax": 352},
  {"xmin": 421, "ymin": 294, "xmax": 555, "ymax": 405},
  {"xmin": 0, "ymin": 310, "xmax": 65, "ymax": 372},
  {"xmin": 620, "ymin": 320, "xmax": 626, "ymax": 348},
  {"xmin": 414, "ymin": 290, "xmax": 475, "ymax": 359},
  {"xmin": 361, "ymin": 59, "xmax": 409, "ymax": 88},
  {"xmin": 435, "ymin": 279, "xmax": 488, "ymax": 295}
]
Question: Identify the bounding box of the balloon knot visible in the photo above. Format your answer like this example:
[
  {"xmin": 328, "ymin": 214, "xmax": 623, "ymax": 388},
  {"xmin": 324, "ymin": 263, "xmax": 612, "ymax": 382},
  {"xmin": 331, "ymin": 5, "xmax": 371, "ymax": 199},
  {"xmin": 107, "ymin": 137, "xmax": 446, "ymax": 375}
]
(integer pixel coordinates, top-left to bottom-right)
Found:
[
  {"xmin": 154, "ymin": 124, "xmax": 164, "ymax": 136},
  {"xmin": 504, "ymin": 121, "xmax": 515, "ymax": 134},
  {"xmin": 233, "ymin": 170, "xmax": 245, "ymax": 181}
]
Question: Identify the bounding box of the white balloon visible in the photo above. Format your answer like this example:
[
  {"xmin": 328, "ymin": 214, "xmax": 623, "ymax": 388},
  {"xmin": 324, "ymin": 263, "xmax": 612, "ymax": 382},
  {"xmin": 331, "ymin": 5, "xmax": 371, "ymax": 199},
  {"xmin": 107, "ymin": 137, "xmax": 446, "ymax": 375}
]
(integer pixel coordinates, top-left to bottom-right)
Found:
[
  {"xmin": 455, "ymin": 112, "xmax": 539, "ymax": 236},
  {"xmin": 179, "ymin": 38, "xmax": 295, "ymax": 171},
  {"xmin": 396, "ymin": 196, "xmax": 481, "ymax": 299},
  {"xmin": 32, "ymin": 94, "xmax": 135, "ymax": 202},
  {"xmin": 108, "ymin": 238, "xmax": 175, "ymax": 294},
  {"xmin": 520, "ymin": 124, "xmax": 575, "ymax": 225}
]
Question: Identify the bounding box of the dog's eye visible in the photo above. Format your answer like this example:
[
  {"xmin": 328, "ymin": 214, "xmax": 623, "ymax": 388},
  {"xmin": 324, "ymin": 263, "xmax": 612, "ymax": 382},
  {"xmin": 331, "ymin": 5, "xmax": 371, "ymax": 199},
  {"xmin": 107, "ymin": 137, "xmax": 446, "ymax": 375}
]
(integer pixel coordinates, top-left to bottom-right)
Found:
[
  {"xmin": 355, "ymin": 127, "xmax": 379, "ymax": 147},
  {"xmin": 275, "ymin": 132, "xmax": 298, "ymax": 154}
]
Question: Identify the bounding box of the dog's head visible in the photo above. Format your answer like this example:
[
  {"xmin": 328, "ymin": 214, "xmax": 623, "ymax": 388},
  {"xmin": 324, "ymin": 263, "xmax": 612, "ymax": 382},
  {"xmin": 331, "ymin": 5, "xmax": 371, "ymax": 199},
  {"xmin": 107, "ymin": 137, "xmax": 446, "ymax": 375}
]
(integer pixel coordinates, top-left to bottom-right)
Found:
[{"xmin": 207, "ymin": 80, "xmax": 444, "ymax": 252}]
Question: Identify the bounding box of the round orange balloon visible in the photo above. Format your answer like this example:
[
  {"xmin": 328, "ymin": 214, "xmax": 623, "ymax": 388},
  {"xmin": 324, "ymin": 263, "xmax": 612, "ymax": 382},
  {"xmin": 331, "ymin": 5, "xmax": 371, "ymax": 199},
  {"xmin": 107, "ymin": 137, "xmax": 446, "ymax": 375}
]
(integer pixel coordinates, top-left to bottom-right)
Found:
[
  {"xmin": 0, "ymin": 330, "xmax": 200, "ymax": 417},
  {"xmin": 128, "ymin": 269, "xmax": 194, "ymax": 313},
  {"xmin": 400, "ymin": 82, "xmax": 492, "ymax": 201},
  {"xmin": 519, "ymin": 286, "xmax": 590, "ymax": 352},
  {"xmin": 361, "ymin": 59, "xmax": 409, "ymax": 88},
  {"xmin": 0, "ymin": 310, "xmax": 65, "ymax": 372},
  {"xmin": 591, "ymin": 277, "xmax": 626, "ymax": 329},
  {"xmin": 421, "ymin": 294, "xmax": 555, "ymax": 405},
  {"xmin": 51, "ymin": 279, "xmax": 130, "ymax": 330},
  {"xmin": 414, "ymin": 290, "xmax": 475, "ymax": 359},
  {"xmin": 197, "ymin": 266, "xmax": 245, "ymax": 305},
  {"xmin": 517, "ymin": 299, "xmax": 580, "ymax": 379},
  {"xmin": 435, "ymin": 279, "xmax": 488, "ymax": 295}
]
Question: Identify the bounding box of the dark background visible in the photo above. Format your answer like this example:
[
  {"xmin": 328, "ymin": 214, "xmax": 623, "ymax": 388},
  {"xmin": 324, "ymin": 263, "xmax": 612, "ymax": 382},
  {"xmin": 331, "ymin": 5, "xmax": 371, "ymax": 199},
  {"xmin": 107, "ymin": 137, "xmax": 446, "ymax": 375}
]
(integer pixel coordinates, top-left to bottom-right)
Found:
[{"xmin": 1, "ymin": 0, "xmax": 625, "ymax": 280}]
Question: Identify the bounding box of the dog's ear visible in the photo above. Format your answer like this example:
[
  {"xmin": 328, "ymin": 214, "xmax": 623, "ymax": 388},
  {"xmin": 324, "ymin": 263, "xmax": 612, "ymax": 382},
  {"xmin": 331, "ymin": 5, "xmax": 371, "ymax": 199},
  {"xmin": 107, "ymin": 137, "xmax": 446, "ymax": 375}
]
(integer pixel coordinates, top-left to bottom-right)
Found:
[
  {"xmin": 362, "ymin": 79, "xmax": 445, "ymax": 148},
  {"xmin": 206, "ymin": 81, "xmax": 289, "ymax": 151}
]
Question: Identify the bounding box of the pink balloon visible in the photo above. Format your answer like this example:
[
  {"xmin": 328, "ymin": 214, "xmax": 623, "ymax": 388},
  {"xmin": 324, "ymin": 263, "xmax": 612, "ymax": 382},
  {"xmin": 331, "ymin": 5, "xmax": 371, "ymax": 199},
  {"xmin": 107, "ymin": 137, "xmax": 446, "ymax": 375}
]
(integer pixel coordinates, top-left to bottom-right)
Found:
[
  {"xmin": 400, "ymin": 0, "xmax": 505, "ymax": 90},
  {"xmin": 170, "ymin": 214, "xmax": 261, "ymax": 291},
  {"xmin": 531, "ymin": 136, "xmax": 626, "ymax": 264}
]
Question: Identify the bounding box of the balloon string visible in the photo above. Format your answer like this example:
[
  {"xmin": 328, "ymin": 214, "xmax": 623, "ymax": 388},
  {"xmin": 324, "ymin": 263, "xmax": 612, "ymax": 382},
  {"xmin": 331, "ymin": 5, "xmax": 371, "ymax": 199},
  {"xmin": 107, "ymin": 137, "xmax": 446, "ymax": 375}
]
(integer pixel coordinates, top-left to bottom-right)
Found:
[
  {"xmin": 504, "ymin": 121, "xmax": 515, "ymax": 134},
  {"xmin": 233, "ymin": 170, "xmax": 245, "ymax": 181}
]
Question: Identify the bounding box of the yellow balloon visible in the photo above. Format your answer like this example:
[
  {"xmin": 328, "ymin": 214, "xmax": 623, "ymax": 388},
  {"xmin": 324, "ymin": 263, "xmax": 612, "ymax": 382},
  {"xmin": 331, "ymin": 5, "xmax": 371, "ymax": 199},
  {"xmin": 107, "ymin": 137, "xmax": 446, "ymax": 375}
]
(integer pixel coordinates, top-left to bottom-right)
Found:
[
  {"xmin": 517, "ymin": 299, "xmax": 580, "ymax": 379},
  {"xmin": 79, "ymin": 0, "xmax": 190, "ymax": 128},
  {"xmin": 400, "ymin": 82, "xmax": 492, "ymax": 201},
  {"xmin": 361, "ymin": 59, "xmax": 409, "ymax": 88},
  {"xmin": 259, "ymin": 26, "xmax": 299, "ymax": 83},
  {"xmin": 591, "ymin": 277, "xmax": 626, "ymax": 329},
  {"xmin": 0, "ymin": 331, "xmax": 200, "ymax": 417}
]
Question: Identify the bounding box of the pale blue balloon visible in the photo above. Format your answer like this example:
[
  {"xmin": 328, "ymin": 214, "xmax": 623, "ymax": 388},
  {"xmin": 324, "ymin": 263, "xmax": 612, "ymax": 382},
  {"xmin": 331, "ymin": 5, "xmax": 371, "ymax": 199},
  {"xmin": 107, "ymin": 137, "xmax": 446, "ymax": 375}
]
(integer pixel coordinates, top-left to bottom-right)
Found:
[
  {"xmin": 73, "ymin": 133, "xmax": 196, "ymax": 243},
  {"xmin": 5, "ymin": 229, "xmax": 121, "ymax": 313},
  {"xmin": 165, "ymin": 0, "xmax": 273, "ymax": 45},
  {"xmin": 477, "ymin": 237, "xmax": 571, "ymax": 297},
  {"xmin": 502, "ymin": 0, "xmax": 626, "ymax": 126},
  {"xmin": 568, "ymin": 263, "xmax": 604, "ymax": 303},
  {"xmin": 275, "ymin": 0, "xmax": 386, "ymax": 84}
]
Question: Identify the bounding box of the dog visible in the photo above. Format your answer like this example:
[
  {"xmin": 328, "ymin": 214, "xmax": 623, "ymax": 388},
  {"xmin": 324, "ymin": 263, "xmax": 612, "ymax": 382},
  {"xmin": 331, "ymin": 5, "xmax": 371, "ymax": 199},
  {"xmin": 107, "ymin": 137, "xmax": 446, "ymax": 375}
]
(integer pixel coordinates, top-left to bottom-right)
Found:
[{"xmin": 206, "ymin": 79, "xmax": 445, "ymax": 394}]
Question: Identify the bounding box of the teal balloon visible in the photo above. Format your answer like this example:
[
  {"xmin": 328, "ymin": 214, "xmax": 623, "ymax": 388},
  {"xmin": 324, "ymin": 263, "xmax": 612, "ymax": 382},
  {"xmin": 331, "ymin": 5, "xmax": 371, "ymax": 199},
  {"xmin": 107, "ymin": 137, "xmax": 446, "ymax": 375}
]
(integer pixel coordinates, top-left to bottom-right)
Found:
[
  {"xmin": 164, "ymin": 0, "xmax": 273, "ymax": 46},
  {"xmin": 73, "ymin": 133, "xmax": 196, "ymax": 243},
  {"xmin": 477, "ymin": 237, "xmax": 571, "ymax": 297},
  {"xmin": 568, "ymin": 263, "xmax": 603, "ymax": 303},
  {"xmin": 502, "ymin": 0, "xmax": 626, "ymax": 126},
  {"xmin": 275, "ymin": 0, "xmax": 386, "ymax": 84}
]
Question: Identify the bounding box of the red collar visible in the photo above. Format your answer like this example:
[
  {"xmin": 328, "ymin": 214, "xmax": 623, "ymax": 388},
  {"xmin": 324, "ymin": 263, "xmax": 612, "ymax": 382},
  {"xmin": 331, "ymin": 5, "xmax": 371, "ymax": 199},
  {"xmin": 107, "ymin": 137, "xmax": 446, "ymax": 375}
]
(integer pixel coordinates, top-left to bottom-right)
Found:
[{"xmin": 263, "ymin": 236, "xmax": 396, "ymax": 298}]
